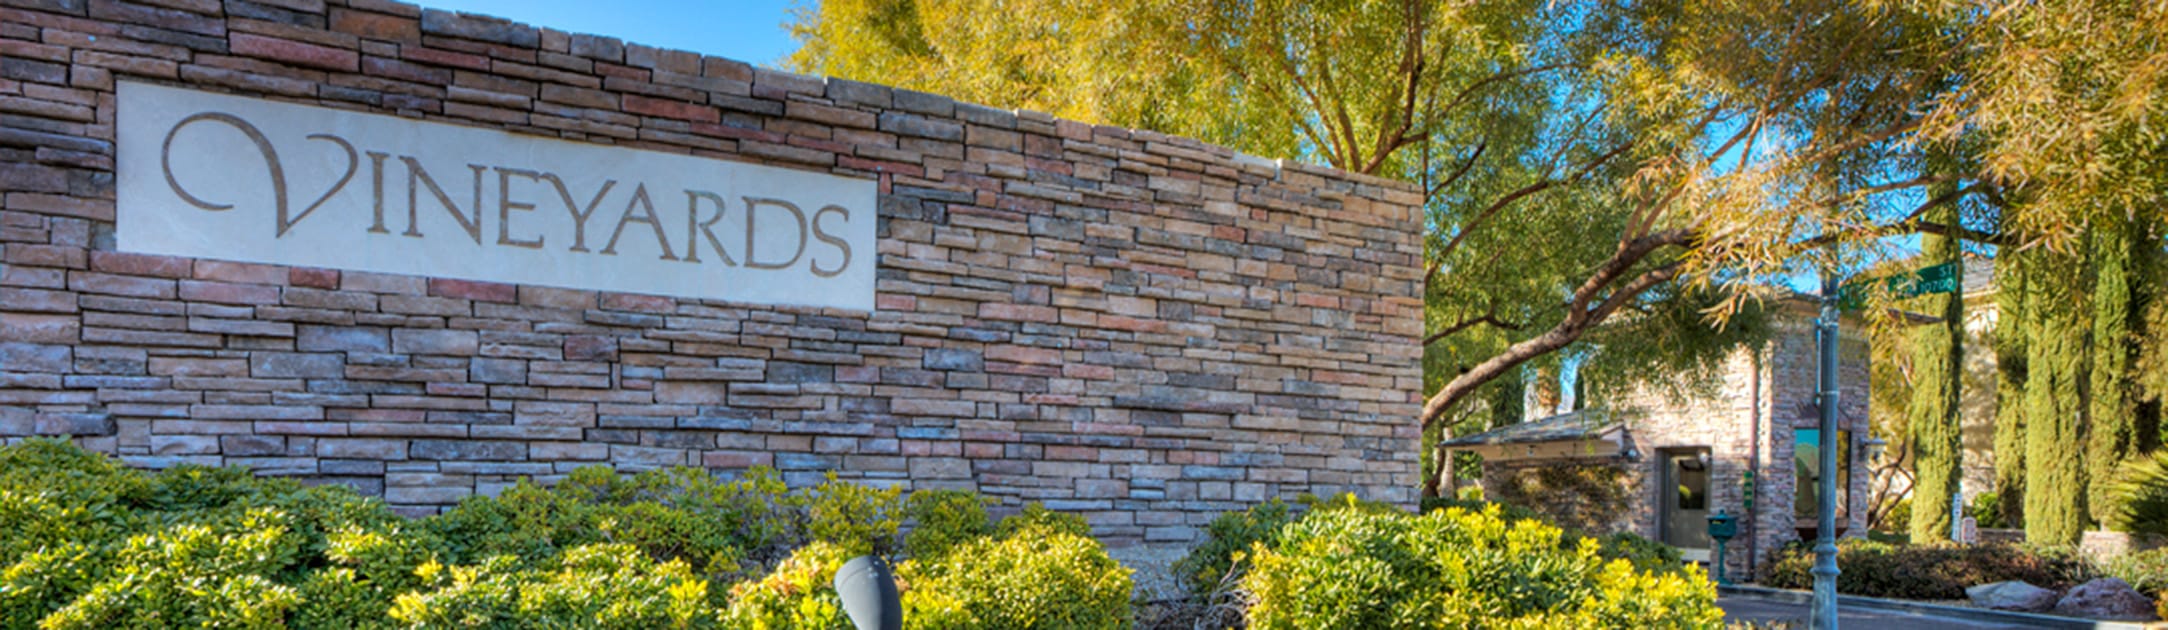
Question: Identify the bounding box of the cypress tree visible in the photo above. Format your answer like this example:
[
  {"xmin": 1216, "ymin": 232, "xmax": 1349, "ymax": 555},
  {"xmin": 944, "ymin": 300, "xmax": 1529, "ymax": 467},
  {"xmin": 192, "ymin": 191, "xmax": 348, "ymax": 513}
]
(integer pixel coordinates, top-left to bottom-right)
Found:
[
  {"xmin": 2089, "ymin": 221, "xmax": 2140, "ymax": 525},
  {"xmin": 1908, "ymin": 199, "xmax": 1964, "ymax": 542},
  {"xmin": 1991, "ymin": 243, "xmax": 2029, "ymax": 527},
  {"xmin": 2023, "ymin": 246, "xmax": 2090, "ymax": 545}
]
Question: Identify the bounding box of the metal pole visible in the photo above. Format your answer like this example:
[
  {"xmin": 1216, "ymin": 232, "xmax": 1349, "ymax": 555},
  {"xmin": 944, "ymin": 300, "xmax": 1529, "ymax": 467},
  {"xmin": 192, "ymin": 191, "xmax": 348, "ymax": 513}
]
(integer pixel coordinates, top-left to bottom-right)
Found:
[{"xmin": 1812, "ymin": 271, "xmax": 1842, "ymax": 630}]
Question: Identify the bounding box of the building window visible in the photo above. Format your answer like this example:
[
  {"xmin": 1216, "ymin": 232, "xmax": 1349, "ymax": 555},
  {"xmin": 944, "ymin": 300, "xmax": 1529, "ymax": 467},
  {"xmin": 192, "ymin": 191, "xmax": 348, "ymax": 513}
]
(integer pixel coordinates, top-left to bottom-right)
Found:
[{"xmin": 1793, "ymin": 428, "xmax": 1850, "ymax": 521}]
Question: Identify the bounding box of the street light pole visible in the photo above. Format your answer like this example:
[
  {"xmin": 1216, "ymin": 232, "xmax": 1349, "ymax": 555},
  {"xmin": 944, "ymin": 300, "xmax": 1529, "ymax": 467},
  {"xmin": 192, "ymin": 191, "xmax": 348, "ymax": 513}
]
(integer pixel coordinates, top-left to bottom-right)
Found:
[{"xmin": 1812, "ymin": 270, "xmax": 1842, "ymax": 630}]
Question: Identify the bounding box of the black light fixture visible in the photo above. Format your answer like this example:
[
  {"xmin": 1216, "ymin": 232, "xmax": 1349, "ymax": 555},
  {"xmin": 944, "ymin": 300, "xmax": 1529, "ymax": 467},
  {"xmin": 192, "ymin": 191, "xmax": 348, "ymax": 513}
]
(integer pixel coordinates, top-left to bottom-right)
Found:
[{"xmin": 833, "ymin": 554, "xmax": 902, "ymax": 630}]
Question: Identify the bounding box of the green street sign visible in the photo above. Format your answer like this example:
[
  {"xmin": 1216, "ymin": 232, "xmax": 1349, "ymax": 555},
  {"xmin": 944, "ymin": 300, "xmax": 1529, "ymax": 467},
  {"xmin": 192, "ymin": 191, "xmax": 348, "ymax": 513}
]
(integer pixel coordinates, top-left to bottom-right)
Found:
[{"xmin": 1837, "ymin": 261, "xmax": 1960, "ymax": 310}]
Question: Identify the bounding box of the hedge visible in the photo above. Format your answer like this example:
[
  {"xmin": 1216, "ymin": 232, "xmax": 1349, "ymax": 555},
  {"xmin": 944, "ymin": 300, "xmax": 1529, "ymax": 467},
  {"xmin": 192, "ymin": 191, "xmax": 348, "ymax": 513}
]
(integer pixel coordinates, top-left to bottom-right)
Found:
[{"xmin": 0, "ymin": 438, "xmax": 1130, "ymax": 629}]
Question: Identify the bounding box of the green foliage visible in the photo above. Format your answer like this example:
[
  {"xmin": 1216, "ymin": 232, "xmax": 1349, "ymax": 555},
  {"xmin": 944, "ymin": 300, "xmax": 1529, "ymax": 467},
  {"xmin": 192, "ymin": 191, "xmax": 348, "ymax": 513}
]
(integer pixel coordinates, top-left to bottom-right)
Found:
[
  {"xmin": 2107, "ymin": 450, "xmax": 2168, "ymax": 536},
  {"xmin": 1760, "ymin": 539, "xmax": 2090, "ymax": 599},
  {"xmin": 390, "ymin": 544, "xmax": 716, "ymax": 629},
  {"xmin": 39, "ymin": 508, "xmax": 307, "ymax": 630},
  {"xmin": 1992, "ymin": 249, "xmax": 2030, "ymax": 528},
  {"xmin": 1879, "ymin": 497, "xmax": 1913, "ymax": 535},
  {"xmin": 1171, "ymin": 498, "xmax": 1294, "ymax": 595},
  {"xmin": 1484, "ymin": 463, "xmax": 1633, "ymax": 535},
  {"xmin": 720, "ymin": 541, "xmax": 853, "ymax": 630},
  {"xmin": 995, "ymin": 502, "xmax": 1092, "ymax": 539},
  {"xmin": 1908, "ymin": 196, "xmax": 1964, "ymax": 544},
  {"xmin": 426, "ymin": 465, "xmax": 804, "ymax": 579},
  {"xmin": 902, "ymin": 525, "xmax": 1133, "ymax": 629},
  {"xmin": 2096, "ymin": 547, "xmax": 2168, "ymax": 594},
  {"xmin": 1419, "ymin": 495, "xmax": 1546, "ymax": 524},
  {"xmin": 1968, "ymin": 493, "xmax": 2009, "ymax": 530},
  {"xmin": 804, "ymin": 474, "xmax": 904, "ymax": 557},
  {"xmin": 901, "ymin": 489, "xmax": 993, "ymax": 562},
  {"xmin": 1590, "ymin": 532, "xmax": 1685, "ymax": 576},
  {"xmin": 0, "ymin": 440, "xmax": 1129, "ymax": 629},
  {"xmin": 1241, "ymin": 505, "xmax": 1720, "ymax": 629},
  {"xmin": 2024, "ymin": 251, "xmax": 2095, "ymax": 544}
]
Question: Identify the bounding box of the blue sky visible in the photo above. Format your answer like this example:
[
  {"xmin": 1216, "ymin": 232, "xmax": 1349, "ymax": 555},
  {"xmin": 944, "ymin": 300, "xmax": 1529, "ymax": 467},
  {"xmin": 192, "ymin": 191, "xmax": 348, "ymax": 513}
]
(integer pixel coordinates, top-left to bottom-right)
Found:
[{"xmin": 409, "ymin": 0, "xmax": 803, "ymax": 67}]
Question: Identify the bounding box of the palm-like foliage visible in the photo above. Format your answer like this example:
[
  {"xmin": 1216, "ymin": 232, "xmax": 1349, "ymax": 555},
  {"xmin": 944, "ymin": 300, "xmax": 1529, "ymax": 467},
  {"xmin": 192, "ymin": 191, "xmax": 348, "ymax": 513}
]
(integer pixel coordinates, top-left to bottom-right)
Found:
[{"xmin": 2108, "ymin": 450, "xmax": 2168, "ymax": 537}]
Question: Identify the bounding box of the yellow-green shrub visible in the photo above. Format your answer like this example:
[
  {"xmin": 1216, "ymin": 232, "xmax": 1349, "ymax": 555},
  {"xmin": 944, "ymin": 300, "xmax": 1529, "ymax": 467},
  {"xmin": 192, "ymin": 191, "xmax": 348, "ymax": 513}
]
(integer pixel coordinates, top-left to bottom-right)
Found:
[
  {"xmin": 1241, "ymin": 505, "xmax": 1721, "ymax": 629},
  {"xmin": 901, "ymin": 489, "xmax": 994, "ymax": 561},
  {"xmin": 39, "ymin": 508, "xmax": 307, "ymax": 630},
  {"xmin": 389, "ymin": 543, "xmax": 715, "ymax": 629},
  {"xmin": 901, "ymin": 519, "xmax": 1133, "ymax": 630},
  {"xmin": 1171, "ymin": 498, "xmax": 1292, "ymax": 594},
  {"xmin": 721, "ymin": 540, "xmax": 854, "ymax": 630}
]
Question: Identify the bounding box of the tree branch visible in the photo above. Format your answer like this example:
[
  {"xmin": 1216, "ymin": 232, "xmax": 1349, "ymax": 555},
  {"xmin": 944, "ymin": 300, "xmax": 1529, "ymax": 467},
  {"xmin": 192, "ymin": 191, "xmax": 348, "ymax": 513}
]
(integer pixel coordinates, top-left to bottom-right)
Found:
[{"xmin": 1423, "ymin": 312, "xmax": 1522, "ymax": 346}]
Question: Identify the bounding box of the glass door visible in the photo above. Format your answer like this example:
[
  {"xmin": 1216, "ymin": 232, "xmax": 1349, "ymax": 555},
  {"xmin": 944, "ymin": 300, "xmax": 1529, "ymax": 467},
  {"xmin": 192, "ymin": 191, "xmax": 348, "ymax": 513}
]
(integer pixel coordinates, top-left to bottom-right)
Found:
[{"xmin": 1661, "ymin": 448, "xmax": 1712, "ymax": 554}]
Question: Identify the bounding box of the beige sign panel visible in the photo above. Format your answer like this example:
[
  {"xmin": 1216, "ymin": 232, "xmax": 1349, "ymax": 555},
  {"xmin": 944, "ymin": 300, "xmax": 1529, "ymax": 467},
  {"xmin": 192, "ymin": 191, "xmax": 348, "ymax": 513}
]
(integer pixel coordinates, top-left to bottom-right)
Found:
[{"xmin": 116, "ymin": 81, "xmax": 876, "ymax": 311}]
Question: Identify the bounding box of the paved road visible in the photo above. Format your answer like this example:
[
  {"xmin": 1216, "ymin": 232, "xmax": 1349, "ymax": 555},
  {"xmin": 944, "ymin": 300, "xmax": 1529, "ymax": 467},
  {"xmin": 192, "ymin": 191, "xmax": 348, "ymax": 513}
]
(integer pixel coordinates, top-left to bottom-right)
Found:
[{"xmin": 1719, "ymin": 594, "xmax": 2046, "ymax": 630}]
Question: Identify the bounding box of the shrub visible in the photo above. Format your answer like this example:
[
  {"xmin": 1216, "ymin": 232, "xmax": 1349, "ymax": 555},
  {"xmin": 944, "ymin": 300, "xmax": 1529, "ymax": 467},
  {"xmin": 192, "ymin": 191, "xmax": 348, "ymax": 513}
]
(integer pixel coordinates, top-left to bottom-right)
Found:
[
  {"xmin": 39, "ymin": 508, "xmax": 307, "ymax": 630},
  {"xmin": 1969, "ymin": 493, "xmax": 2009, "ymax": 529},
  {"xmin": 2108, "ymin": 450, "xmax": 2168, "ymax": 536},
  {"xmin": 2098, "ymin": 547, "xmax": 2168, "ymax": 593},
  {"xmin": 0, "ymin": 440, "xmax": 1136, "ymax": 629},
  {"xmin": 902, "ymin": 490, "xmax": 994, "ymax": 562},
  {"xmin": 1419, "ymin": 495, "xmax": 1545, "ymax": 523},
  {"xmin": 1593, "ymin": 531, "xmax": 1686, "ymax": 575},
  {"xmin": 1241, "ymin": 505, "xmax": 1720, "ymax": 629},
  {"xmin": 1878, "ymin": 497, "xmax": 1913, "ymax": 534},
  {"xmin": 390, "ymin": 543, "xmax": 717, "ymax": 629},
  {"xmin": 426, "ymin": 465, "xmax": 794, "ymax": 578},
  {"xmin": 996, "ymin": 502, "xmax": 1093, "ymax": 539},
  {"xmin": 805, "ymin": 474, "xmax": 905, "ymax": 557},
  {"xmin": 720, "ymin": 540, "xmax": 854, "ymax": 630},
  {"xmin": 1171, "ymin": 498, "xmax": 1293, "ymax": 595},
  {"xmin": 1760, "ymin": 539, "xmax": 2091, "ymax": 599},
  {"xmin": 902, "ymin": 524, "xmax": 1133, "ymax": 630}
]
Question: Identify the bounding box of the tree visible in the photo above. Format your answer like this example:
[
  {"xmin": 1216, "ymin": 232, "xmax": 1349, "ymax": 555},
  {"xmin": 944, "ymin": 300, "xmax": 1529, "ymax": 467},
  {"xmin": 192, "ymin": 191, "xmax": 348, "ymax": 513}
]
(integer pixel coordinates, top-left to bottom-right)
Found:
[
  {"xmin": 791, "ymin": 0, "xmax": 1965, "ymax": 488},
  {"xmin": 1907, "ymin": 194, "xmax": 1964, "ymax": 543},
  {"xmin": 1917, "ymin": 0, "xmax": 2168, "ymax": 544},
  {"xmin": 788, "ymin": 1, "xmax": 2168, "ymax": 511},
  {"xmin": 1990, "ymin": 246, "xmax": 2028, "ymax": 527},
  {"xmin": 2089, "ymin": 220, "xmax": 2144, "ymax": 526},
  {"xmin": 2021, "ymin": 244, "xmax": 2091, "ymax": 544}
]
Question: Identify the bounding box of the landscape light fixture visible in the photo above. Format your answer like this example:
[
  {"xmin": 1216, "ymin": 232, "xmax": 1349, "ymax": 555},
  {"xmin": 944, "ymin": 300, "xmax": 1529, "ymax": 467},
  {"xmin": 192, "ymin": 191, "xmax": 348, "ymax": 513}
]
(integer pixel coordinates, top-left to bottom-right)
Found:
[{"xmin": 833, "ymin": 554, "xmax": 902, "ymax": 630}]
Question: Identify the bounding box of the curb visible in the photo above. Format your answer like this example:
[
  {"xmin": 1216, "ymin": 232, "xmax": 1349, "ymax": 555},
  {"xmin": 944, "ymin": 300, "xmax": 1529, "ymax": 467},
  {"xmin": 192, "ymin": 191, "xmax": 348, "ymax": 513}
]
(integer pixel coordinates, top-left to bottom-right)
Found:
[{"xmin": 1719, "ymin": 584, "xmax": 2157, "ymax": 630}]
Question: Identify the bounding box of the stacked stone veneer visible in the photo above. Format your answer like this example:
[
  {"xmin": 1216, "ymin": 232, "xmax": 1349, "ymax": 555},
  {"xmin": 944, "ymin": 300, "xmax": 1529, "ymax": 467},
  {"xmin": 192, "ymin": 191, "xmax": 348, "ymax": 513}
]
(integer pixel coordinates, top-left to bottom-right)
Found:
[
  {"xmin": 1616, "ymin": 311, "xmax": 1871, "ymax": 579},
  {"xmin": 0, "ymin": 0, "xmax": 1425, "ymax": 545},
  {"xmin": 1477, "ymin": 306, "xmax": 1870, "ymax": 579}
]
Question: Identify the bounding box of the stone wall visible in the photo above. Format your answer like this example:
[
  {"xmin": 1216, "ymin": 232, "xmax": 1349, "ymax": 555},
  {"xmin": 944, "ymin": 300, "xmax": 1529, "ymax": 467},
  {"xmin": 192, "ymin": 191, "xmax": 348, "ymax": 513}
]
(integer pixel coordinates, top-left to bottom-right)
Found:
[
  {"xmin": 1612, "ymin": 309, "xmax": 1871, "ymax": 579},
  {"xmin": 0, "ymin": 0, "xmax": 1425, "ymax": 546}
]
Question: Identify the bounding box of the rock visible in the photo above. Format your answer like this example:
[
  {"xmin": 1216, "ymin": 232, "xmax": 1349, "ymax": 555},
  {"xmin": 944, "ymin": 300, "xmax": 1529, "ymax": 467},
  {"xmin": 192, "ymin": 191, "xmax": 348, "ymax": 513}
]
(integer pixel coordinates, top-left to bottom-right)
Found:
[
  {"xmin": 2052, "ymin": 577, "xmax": 2157, "ymax": 621},
  {"xmin": 1966, "ymin": 580, "xmax": 2059, "ymax": 613}
]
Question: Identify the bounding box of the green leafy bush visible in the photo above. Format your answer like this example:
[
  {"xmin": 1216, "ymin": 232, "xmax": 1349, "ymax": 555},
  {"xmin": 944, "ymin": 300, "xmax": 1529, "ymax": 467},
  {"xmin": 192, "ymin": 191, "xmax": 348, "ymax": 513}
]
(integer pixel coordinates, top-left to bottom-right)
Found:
[
  {"xmin": 1969, "ymin": 493, "xmax": 2010, "ymax": 529},
  {"xmin": 903, "ymin": 519, "xmax": 1133, "ymax": 629},
  {"xmin": 721, "ymin": 540, "xmax": 854, "ymax": 629},
  {"xmin": 805, "ymin": 474, "xmax": 905, "ymax": 557},
  {"xmin": 2109, "ymin": 450, "xmax": 2168, "ymax": 536},
  {"xmin": 1592, "ymin": 531, "xmax": 1686, "ymax": 575},
  {"xmin": 1419, "ymin": 495, "xmax": 1546, "ymax": 523},
  {"xmin": 426, "ymin": 465, "xmax": 801, "ymax": 579},
  {"xmin": 390, "ymin": 543, "xmax": 716, "ymax": 629},
  {"xmin": 902, "ymin": 490, "xmax": 994, "ymax": 561},
  {"xmin": 2097, "ymin": 547, "xmax": 2168, "ymax": 593},
  {"xmin": 1760, "ymin": 539, "xmax": 2091, "ymax": 599},
  {"xmin": 1240, "ymin": 505, "xmax": 1721, "ymax": 629},
  {"xmin": 1171, "ymin": 498, "xmax": 1293, "ymax": 594},
  {"xmin": 0, "ymin": 439, "xmax": 1132, "ymax": 629}
]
